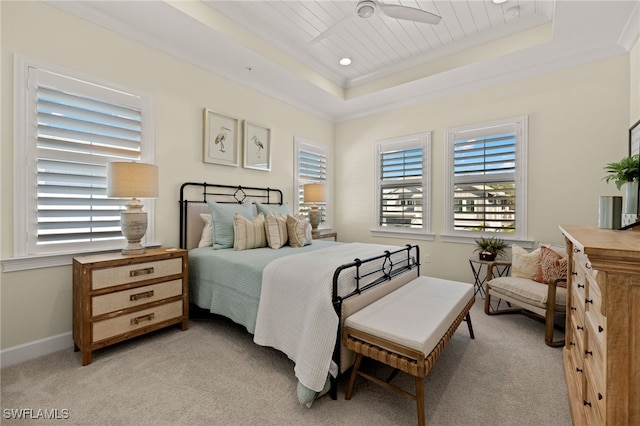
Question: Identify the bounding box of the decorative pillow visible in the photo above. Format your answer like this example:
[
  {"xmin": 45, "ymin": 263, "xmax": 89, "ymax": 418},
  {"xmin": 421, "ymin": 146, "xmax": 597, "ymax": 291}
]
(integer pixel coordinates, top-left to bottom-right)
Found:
[
  {"xmin": 233, "ymin": 213, "xmax": 267, "ymax": 251},
  {"xmin": 198, "ymin": 214, "xmax": 213, "ymax": 248},
  {"xmin": 287, "ymin": 215, "xmax": 312, "ymax": 248},
  {"xmin": 255, "ymin": 201, "xmax": 290, "ymax": 217},
  {"xmin": 265, "ymin": 213, "xmax": 288, "ymax": 249},
  {"xmin": 511, "ymin": 244, "xmax": 540, "ymax": 280},
  {"xmin": 207, "ymin": 201, "xmax": 254, "ymax": 249},
  {"xmin": 536, "ymin": 246, "xmax": 568, "ymax": 287}
]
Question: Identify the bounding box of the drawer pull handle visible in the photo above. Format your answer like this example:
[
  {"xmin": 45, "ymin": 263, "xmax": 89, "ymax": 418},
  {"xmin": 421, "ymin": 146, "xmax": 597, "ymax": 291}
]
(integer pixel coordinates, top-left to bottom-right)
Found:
[
  {"xmin": 585, "ymin": 299, "xmax": 593, "ymax": 304},
  {"xmin": 585, "ymin": 263, "xmax": 592, "ymax": 269},
  {"xmin": 571, "ymin": 306, "xmax": 577, "ymax": 311},
  {"xmin": 570, "ymin": 341, "xmax": 576, "ymax": 346},
  {"xmin": 585, "ymin": 350, "xmax": 593, "ymax": 356},
  {"xmin": 571, "ymin": 272, "xmax": 578, "ymax": 276},
  {"xmin": 578, "ymin": 284, "xmax": 585, "ymax": 289},
  {"xmin": 576, "ymin": 367, "xmax": 583, "ymax": 373},
  {"xmin": 583, "ymin": 401, "xmax": 591, "ymax": 407},
  {"xmin": 598, "ymin": 325, "xmax": 604, "ymax": 333},
  {"xmin": 598, "ymin": 393, "xmax": 603, "ymax": 400},
  {"xmin": 130, "ymin": 290, "xmax": 154, "ymax": 301},
  {"xmin": 130, "ymin": 267, "xmax": 154, "ymax": 277},
  {"xmin": 577, "ymin": 326, "xmax": 584, "ymax": 331},
  {"xmin": 574, "ymin": 248, "xmax": 581, "ymax": 253},
  {"xmin": 130, "ymin": 313, "xmax": 155, "ymax": 325}
]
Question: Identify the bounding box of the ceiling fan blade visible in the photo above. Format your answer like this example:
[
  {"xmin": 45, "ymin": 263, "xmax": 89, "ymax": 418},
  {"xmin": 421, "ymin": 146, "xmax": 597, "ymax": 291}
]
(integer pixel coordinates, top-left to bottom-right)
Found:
[
  {"xmin": 377, "ymin": 3, "xmax": 441, "ymax": 25},
  {"xmin": 309, "ymin": 15, "xmax": 354, "ymax": 45}
]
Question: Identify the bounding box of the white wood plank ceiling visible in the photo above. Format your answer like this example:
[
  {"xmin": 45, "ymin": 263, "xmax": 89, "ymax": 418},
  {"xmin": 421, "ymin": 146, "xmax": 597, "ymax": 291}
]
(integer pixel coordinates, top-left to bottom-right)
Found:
[{"xmin": 205, "ymin": 0, "xmax": 553, "ymax": 87}]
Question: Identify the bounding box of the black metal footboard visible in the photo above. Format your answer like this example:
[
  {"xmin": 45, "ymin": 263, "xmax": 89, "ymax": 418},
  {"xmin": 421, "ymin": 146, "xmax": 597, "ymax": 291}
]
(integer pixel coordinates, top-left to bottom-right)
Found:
[{"xmin": 329, "ymin": 244, "xmax": 420, "ymax": 399}]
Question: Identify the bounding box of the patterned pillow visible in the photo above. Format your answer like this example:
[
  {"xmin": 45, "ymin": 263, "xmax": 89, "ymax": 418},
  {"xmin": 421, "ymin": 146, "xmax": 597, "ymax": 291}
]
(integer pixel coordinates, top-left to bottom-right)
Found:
[
  {"xmin": 208, "ymin": 201, "xmax": 254, "ymax": 249},
  {"xmin": 286, "ymin": 215, "xmax": 312, "ymax": 248},
  {"xmin": 255, "ymin": 201, "xmax": 290, "ymax": 217},
  {"xmin": 536, "ymin": 246, "xmax": 568, "ymax": 287},
  {"xmin": 233, "ymin": 213, "xmax": 267, "ymax": 251},
  {"xmin": 511, "ymin": 244, "xmax": 540, "ymax": 279},
  {"xmin": 198, "ymin": 214, "xmax": 213, "ymax": 248},
  {"xmin": 265, "ymin": 213, "xmax": 288, "ymax": 249}
]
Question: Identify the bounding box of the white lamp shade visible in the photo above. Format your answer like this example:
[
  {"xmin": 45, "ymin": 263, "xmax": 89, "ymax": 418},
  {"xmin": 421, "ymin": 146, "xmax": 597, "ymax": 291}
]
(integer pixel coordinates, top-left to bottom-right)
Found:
[
  {"xmin": 303, "ymin": 183, "xmax": 326, "ymax": 203},
  {"xmin": 107, "ymin": 162, "xmax": 159, "ymax": 198}
]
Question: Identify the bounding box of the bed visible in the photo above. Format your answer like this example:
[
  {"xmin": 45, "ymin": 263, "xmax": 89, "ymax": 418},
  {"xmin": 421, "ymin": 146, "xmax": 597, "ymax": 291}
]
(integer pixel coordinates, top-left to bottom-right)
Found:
[{"xmin": 179, "ymin": 182, "xmax": 420, "ymax": 405}]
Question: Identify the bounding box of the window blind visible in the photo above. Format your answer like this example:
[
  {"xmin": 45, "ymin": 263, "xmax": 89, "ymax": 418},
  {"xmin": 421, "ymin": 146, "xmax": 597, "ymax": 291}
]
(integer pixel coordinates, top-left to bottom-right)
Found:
[
  {"xmin": 297, "ymin": 147, "xmax": 327, "ymax": 221},
  {"xmin": 452, "ymin": 132, "xmax": 516, "ymax": 233},
  {"xmin": 379, "ymin": 146, "xmax": 423, "ymax": 229}
]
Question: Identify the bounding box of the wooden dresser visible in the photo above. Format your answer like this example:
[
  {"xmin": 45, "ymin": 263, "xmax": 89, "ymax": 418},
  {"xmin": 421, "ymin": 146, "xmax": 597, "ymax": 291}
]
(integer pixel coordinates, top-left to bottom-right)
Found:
[
  {"xmin": 73, "ymin": 248, "xmax": 189, "ymax": 365},
  {"xmin": 559, "ymin": 225, "xmax": 640, "ymax": 425}
]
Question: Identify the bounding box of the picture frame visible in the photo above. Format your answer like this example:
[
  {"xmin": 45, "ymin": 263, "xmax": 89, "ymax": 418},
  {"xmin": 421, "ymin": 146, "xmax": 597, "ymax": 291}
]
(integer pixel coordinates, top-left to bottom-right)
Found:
[
  {"xmin": 630, "ymin": 119, "xmax": 640, "ymax": 218},
  {"xmin": 203, "ymin": 108, "xmax": 240, "ymax": 167},
  {"xmin": 243, "ymin": 121, "xmax": 271, "ymax": 171}
]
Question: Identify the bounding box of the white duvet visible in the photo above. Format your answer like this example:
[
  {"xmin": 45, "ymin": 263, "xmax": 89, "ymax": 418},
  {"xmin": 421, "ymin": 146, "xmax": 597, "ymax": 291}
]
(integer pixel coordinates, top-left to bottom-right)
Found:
[{"xmin": 253, "ymin": 242, "xmax": 397, "ymax": 395}]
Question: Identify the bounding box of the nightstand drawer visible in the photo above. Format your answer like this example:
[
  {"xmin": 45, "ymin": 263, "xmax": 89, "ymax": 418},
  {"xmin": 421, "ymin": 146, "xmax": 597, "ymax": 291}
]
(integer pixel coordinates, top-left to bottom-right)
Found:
[
  {"xmin": 92, "ymin": 300, "xmax": 183, "ymax": 343},
  {"xmin": 92, "ymin": 279, "xmax": 183, "ymax": 316},
  {"xmin": 92, "ymin": 258, "xmax": 182, "ymax": 290}
]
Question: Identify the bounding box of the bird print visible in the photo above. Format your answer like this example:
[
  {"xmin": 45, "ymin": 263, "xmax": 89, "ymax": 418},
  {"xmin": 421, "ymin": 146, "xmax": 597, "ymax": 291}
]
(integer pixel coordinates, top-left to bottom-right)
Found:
[
  {"xmin": 214, "ymin": 126, "xmax": 230, "ymax": 153},
  {"xmin": 251, "ymin": 135, "xmax": 264, "ymax": 158}
]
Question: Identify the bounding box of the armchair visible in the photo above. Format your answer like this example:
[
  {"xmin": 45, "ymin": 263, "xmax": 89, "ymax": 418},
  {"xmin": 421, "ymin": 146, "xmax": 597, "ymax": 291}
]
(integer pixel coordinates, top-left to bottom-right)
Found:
[{"xmin": 483, "ymin": 245, "xmax": 567, "ymax": 347}]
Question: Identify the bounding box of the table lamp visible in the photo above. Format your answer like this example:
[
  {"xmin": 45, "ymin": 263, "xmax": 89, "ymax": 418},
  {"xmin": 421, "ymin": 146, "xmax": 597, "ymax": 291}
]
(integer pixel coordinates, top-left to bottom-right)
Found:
[
  {"xmin": 303, "ymin": 183, "xmax": 326, "ymax": 237},
  {"xmin": 107, "ymin": 162, "xmax": 159, "ymax": 254}
]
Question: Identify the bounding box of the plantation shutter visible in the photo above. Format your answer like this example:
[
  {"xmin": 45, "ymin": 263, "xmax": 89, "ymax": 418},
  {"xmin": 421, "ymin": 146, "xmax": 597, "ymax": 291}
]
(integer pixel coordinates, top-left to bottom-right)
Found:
[
  {"xmin": 379, "ymin": 144, "xmax": 424, "ymax": 229},
  {"xmin": 28, "ymin": 67, "xmax": 147, "ymax": 252},
  {"xmin": 452, "ymin": 132, "xmax": 516, "ymax": 233},
  {"xmin": 298, "ymin": 146, "xmax": 327, "ymax": 221}
]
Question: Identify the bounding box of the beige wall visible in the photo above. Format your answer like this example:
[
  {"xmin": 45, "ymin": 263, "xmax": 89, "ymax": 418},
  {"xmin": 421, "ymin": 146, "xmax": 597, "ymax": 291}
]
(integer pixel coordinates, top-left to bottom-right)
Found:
[
  {"xmin": 0, "ymin": 2, "xmax": 333, "ymax": 349},
  {"xmin": 631, "ymin": 36, "xmax": 640, "ymax": 125},
  {"xmin": 335, "ymin": 55, "xmax": 631, "ymax": 283}
]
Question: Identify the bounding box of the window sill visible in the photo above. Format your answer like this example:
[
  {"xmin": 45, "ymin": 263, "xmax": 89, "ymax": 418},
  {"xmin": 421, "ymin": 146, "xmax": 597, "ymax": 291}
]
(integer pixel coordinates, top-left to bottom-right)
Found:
[
  {"xmin": 370, "ymin": 229, "xmax": 435, "ymax": 241},
  {"xmin": 2, "ymin": 244, "xmax": 161, "ymax": 272},
  {"xmin": 440, "ymin": 234, "xmax": 534, "ymax": 248}
]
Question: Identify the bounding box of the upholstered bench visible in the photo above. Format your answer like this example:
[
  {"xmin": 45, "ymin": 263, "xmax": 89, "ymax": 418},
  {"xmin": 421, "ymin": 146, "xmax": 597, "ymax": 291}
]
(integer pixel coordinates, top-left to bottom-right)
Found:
[{"xmin": 343, "ymin": 276, "xmax": 475, "ymax": 426}]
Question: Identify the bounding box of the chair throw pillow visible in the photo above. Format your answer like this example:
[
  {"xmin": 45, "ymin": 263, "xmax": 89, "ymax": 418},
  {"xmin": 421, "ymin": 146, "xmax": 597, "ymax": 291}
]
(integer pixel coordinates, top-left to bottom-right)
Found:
[
  {"xmin": 511, "ymin": 244, "xmax": 540, "ymax": 280},
  {"xmin": 233, "ymin": 213, "xmax": 267, "ymax": 251},
  {"xmin": 536, "ymin": 246, "xmax": 568, "ymax": 287}
]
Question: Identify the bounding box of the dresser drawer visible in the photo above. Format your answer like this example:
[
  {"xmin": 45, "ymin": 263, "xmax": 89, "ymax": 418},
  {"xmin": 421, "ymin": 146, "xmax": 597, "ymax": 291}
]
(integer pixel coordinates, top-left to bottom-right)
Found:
[
  {"xmin": 584, "ymin": 362, "xmax": 606, "ymax": 426},
  {"xmin": 585, "ymin": 311, "xmax": 606, "ymax": 363},
  {"xmin": 92, "ymin": 258, "xmax": 182, "ymax": 290},
  {"xmin": 92, "ymin": 279, "xmax": 183, "ymax": 316},
  {"xmin": 92, "ymin": 300, "xmax": 183, "ymax": 343}
]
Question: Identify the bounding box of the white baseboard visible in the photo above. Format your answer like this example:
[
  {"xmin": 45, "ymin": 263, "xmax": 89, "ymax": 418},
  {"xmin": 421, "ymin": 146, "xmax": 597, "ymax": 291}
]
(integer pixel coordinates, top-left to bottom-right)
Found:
[{"xmin": 1, "ymin": 332, "xmax": 73, "ymax": 368}]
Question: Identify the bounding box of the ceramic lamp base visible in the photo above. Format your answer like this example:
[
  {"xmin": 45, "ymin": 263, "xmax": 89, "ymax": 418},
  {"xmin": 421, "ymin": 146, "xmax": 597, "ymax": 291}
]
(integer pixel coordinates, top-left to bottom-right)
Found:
[{"xmin": 120, "ymin": 201, "xmax": 148, "ymax": 255}]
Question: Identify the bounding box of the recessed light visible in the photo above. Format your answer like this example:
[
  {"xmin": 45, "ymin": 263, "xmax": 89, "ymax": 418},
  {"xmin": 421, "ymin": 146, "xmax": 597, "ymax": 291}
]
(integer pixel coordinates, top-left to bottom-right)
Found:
[
  {"xmin": 493, "ymin": 0, "xmax": 508, "ymax": 4},
  {"xmin": 339, "ymin": 57, "xmax": 352, "ymax": 66}
]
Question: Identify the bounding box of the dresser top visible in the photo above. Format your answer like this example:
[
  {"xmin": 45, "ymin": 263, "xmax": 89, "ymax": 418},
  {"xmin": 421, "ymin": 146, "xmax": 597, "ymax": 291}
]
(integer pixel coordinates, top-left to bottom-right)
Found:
[{"xmin": 73, "ymin": 247, "xmax": 185, "ymax": 265}]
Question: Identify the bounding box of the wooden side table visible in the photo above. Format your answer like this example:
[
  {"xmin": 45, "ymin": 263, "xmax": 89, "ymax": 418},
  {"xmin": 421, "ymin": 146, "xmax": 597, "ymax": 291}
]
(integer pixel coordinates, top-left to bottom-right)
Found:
[
  {"xmin": 313, "ymin": 232, "xmax": 337, "ymax": 241},
  {"xmin": 468, "ymin": 256, "xmax": 511, "ymax": 298},
  {"xmin": 73, "ymin": 247, "xmax": 189, "ymax": 365}
]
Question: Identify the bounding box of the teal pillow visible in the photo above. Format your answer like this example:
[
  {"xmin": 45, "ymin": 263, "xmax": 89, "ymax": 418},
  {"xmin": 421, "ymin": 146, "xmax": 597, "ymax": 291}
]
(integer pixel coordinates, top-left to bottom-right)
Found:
[
  {"xmin": 255, "ymin": 201, "xmax": 290, "ymax": 217},
  {"xmin": 207, "ymin": 201, "xmax": 254, "ymax": 249}
]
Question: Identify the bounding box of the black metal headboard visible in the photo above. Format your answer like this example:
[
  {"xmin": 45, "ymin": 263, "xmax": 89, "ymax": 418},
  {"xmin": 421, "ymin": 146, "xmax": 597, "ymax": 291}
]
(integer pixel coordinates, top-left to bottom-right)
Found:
[{"xmin": 179, "ymin": 182, "xmax": 283, "ymax": 250}]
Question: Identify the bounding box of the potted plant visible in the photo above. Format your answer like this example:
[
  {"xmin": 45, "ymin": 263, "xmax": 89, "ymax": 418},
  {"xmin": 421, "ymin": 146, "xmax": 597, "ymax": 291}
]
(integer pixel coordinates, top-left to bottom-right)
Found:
[
  {"xmin": 603, "ymin": 154, "xmax": 640, "ymax": 214},
  {"xmin": 474, "ymin": 236, "xmax": 508, "ymax": 261}
]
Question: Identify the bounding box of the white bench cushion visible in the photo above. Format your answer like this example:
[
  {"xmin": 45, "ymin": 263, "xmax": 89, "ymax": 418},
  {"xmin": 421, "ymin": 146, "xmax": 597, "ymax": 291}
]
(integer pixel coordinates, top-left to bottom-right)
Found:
[{"xmin": 344, "ymin": 276, "xmax": 473, "ymax": 356}]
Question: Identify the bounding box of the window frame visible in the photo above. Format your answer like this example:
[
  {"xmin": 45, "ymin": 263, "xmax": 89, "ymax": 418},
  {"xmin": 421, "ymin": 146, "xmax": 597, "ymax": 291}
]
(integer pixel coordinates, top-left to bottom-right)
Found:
[
  {"xmin": 293, "ymin": 137, "xmax": 331, "ymax": 231},
  {"xmin": 372, "ymin": 132, "xmax": 433, "ymax": 240},
  {"xmin": 6, "ymin": 56, "xmax": 155, "ymax": 271},
  {"xmin": 443, "ymin": 116, "xmax": 530, "ymax": 245}
]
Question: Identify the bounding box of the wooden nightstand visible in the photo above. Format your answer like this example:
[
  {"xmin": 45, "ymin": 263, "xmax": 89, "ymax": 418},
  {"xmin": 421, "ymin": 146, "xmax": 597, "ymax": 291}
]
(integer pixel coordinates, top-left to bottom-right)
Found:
[
  {"xmin": 72, "ymin": 247, "xmax": 188, "ymax": 366},
  {"xmin": 313, "ymin": 232, "xmax": 337, "ymax": 241}
]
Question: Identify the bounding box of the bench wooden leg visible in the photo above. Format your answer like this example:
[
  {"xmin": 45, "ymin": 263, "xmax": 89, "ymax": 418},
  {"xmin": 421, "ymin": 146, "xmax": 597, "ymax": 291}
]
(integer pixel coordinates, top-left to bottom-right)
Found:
[
  {"xmin": 465, "ymin": 313, "xmax": 475, "ymax": 339},
  {"xmin": 345, "ymin": 353, "xmax": 362, "ymax": 400},
  {"xmin": 416, "ymin": 376, "xmax": 425, "ymax": 426}
]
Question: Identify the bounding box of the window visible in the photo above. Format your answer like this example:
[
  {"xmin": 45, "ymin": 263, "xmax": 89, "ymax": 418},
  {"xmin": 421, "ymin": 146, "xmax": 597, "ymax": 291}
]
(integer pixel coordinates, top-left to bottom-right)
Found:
[
  {"xmin": 294, "ymin": 138, "xmax": 330, "ymax": 228},
  {"xmin": 13, "ymin": 57, "xmax": 154, "ymax": 261},
  {"xmin": 373, "ymin": 133, "xmax": 431, "ymax": 238},
  {"xmin": 444, "ymin": 116, "xmax": 528, "ymax": 241}
]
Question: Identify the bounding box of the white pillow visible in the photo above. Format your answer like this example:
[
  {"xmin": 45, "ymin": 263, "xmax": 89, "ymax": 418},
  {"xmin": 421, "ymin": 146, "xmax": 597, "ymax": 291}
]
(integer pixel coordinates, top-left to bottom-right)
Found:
[
  {"xmin": 511, "ymin": 244, "xmax": 540, "ymax": 279},
  {"xmin": 265, "ymin": 213, "xmax": 288, "ymax": 249},
  {"xmin": 198, "ymin": 214, "xmax": 213, "ymax": 248},
  {"xmin": 287, "ymin": 215, "xmax": 312, "ymax": 248},
  {"xmin": 233, "ymin": 213, "xmax": 267, "ymax": 251}
]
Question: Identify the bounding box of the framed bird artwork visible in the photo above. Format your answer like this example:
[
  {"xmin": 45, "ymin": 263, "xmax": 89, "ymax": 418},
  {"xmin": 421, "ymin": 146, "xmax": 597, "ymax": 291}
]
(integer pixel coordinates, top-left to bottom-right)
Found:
[
  {"xmin": 243, "ymin": 120, "xmax": 271, "ymax": 171},
  {"xmin": 203, "ymin": 108, "xmax": 240, "ymax": 167}
]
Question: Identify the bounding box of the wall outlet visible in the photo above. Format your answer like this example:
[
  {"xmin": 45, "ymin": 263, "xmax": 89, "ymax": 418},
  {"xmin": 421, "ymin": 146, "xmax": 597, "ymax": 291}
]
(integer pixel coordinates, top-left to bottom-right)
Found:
[{"xmin": 424, "ymin": 254, "xmax": 431, "ymax": 263}]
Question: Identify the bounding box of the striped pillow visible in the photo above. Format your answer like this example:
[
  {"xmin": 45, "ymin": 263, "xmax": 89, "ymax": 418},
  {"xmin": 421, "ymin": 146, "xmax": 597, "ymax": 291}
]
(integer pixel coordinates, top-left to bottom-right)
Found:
[
  {"xmin": 233, "ymin": 213, "xmax": 267, "ymax": 251},
  {"xmin": 287, "ymin": 215, "xmax": 312, "ymax": 248},
  {"xmin": 265, "ymin": 213, "xmax": 288, "ymax": 249}
]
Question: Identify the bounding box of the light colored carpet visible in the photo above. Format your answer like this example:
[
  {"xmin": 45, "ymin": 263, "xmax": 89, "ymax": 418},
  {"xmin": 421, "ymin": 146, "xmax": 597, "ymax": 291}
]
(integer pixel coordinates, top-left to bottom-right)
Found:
[{"xmin": 1, "ymin": 301, "xmax": 571, "ymax": 425}]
